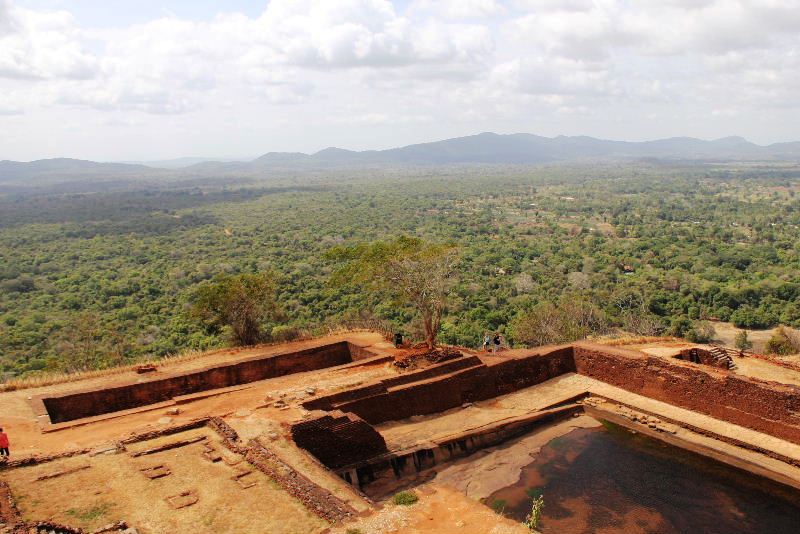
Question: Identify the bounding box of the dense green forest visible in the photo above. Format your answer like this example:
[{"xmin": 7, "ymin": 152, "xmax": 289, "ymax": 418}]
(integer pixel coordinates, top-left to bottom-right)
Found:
[{"xmin": 1, "ymin": 163, "xmax": 799, "ymax": 378}]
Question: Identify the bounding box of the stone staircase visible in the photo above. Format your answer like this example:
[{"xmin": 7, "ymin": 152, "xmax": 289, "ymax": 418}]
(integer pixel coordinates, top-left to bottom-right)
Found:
[{"xmin": 709, "ymin": 346, "xmax": 738, "ymax": 371}]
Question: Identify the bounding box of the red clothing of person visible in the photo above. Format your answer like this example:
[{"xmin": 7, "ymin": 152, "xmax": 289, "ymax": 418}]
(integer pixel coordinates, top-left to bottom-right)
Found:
[{"xmin": 0, "ymin": 433, "xmax": 9, "ymax": 448}]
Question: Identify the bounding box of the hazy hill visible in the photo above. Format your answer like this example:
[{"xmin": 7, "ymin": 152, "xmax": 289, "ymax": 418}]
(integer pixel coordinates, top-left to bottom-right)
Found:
[
  {"xmin": 0, "ymin": 158, "xmax": 153, "ymax": 184},
  {"xmin": 238, "ymin": 132, "xmax": 800, "ymax": 168},
  {"xmin": 125, "ymin": 157, "xmax": 251, "ymax": 169},
  {"xmin": 3, "ymin": 133, "xmax": 800, "ymax": 184}
]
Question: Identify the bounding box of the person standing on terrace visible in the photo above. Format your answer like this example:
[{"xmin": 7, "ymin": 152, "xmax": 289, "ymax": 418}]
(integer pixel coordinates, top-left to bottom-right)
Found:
[
  {"xmin": 0, "ymin": 428, "xmax": 10, "ymax": 458},
  {"xmin": 492, "ymin": 333, "xmax": 503, "ymax": 353}
]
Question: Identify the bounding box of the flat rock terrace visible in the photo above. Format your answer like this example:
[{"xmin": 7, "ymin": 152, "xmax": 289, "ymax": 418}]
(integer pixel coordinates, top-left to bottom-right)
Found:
[{"xmin": 1, "ymin": 331, "xmax": 799, "ymax": 534}]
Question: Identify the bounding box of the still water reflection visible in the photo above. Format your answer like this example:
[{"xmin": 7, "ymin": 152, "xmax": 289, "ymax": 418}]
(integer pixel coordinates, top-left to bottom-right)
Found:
[{"xmin": 486, "ymin": 422, "xmax": 800, "ymax": 534}]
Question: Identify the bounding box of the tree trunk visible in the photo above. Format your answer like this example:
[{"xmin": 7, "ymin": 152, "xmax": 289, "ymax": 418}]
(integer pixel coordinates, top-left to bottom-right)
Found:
[
  {"xmin": 425, "ymin": 332, "xmax": 436, "ymax": 350},
  {"xmin": 423, "ymin": 313, "xmax": 436, "ymax": 350}
]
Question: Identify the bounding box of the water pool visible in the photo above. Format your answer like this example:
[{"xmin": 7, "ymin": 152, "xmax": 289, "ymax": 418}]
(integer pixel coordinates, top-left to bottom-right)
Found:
[{"xmin": 485, "ymin": 422, "xmax": 800, "ymax": 534}]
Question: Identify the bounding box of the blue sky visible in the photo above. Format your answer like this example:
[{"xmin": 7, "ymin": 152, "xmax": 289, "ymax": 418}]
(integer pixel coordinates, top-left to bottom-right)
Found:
[{"xmin": 1, "ymin": 0, "xmax": 799, "ymax": 161}]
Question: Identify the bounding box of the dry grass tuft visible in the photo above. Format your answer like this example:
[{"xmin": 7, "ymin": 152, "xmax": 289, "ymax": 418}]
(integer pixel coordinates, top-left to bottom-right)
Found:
[{"xmin": 598, "ymin": 335, "xmax": 680, "ymax": 346}]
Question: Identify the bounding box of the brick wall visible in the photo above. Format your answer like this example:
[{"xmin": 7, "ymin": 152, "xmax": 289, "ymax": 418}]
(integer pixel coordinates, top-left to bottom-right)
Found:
[
  {"xmin": 290, "ymin": 410, "xmax": 388, "ymax": 469},
  {"xmin": 42, "ymin": 342, "xmax": 355, "ymax": 423},
  {"xmin": 314, "ymin": 346, "xmax": 575, "ymax": 425},
  {"xmin": 573, "ymin": 343, "xmax": 800, "ymax": 444}
]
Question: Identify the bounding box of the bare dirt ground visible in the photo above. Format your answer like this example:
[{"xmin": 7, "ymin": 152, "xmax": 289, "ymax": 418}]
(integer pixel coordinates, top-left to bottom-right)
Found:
[
  {"xmin": 327, "ymin": 484, "xmax": 529, "ymax": 534},
  {"xmin": 711, "ymin": 321, "xmax": 778, "ymax": 354},
  {"xmin": 730, "ymin": 354, "xmax": 800, "ymax": 387},
  {"xmin": 3, "ymin": 427, "xmax": 326, "ymax": 534},
  {"xmin": 632, "ymin": 340, "xmax": 800, "ymax": 388}
]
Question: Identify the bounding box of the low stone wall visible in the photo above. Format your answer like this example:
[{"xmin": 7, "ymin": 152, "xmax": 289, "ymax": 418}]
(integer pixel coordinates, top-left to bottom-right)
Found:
[
  {"xmin": 573, "ymin": 343, "xmax": 800, "ymax": 445},
  {"xmin": 117, "ymin": 418, "xmax": 210, "ymax": 445},
  {"xmin": 205, "ymin": 418, "xmax": 357, "ymax": 523},
  {"xmin": 1, "ymin": 446, "xmax": 94, "ymax": 470},
  {"xmin": 40, "ymin": 342, "xmax": 360, "ymax": 424}
]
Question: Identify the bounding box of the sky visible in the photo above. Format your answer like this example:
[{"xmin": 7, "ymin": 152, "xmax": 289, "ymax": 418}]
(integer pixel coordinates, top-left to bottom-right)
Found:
[{"xmin": 1, "ymin": 0, "xmax": 799, "ymax": 161}]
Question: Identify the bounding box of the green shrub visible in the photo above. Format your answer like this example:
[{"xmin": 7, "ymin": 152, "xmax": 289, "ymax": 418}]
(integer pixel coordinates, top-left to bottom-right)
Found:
[
  {"xmin": 523, "ymin": 495, "xmax": 545, "ymax": 532},
  {"xmin": 734, "ymin": 330, "xmax": 752, "ymax": 350},
  {"xmin": 525, "ymin": 487, "xmax": 543, "ymax": 499},
  {"xmin": 270, "ymin": 325, "xmax": 301, "ymax": 342},
  {"xmin": 685, "ymin": 321, "xmax": 715, "ymax": 343},
  {"xmin": 392, "ymin": 490, "xmax": 419, "ymax": 506},
  {"xmin": 731, "ymin": 306, "xmax": 776, "ymax": 329},
  {"xmin": 489, "ymin": 498, "xmax": 507, "ymax": 514},
  {"xmin": 766, "ymin": 327, "xmax": 796, "ymax": 355}
]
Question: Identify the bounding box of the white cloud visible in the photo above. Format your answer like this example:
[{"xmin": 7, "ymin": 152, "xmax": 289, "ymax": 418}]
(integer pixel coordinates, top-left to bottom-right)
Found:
[
  {"xmin": 248, "ymin": 0, "xmax": 493, "ymax": 69},
  {"xmin": 493, "ymin": 57, "xmax": 619, "ymax": 97},
  {"xmin": 0, "ymin": 0, "xmax": 799, "ymax": 159},
  {"xmin": 411, "ymin": 0, "xmax": 503, "ymax": 19},
  {"xmin": 511, "ymin": 0, "xmax": 595, "ymax": 12},
  {"xmin": 0, "ymin": 0, "xmax": 96, "ymax": 79},
  {"xmin": 0, "ymin": 90, "xmax": 24, "ymax": 114},
  {"xmin": 23, "ymin": 0, "xmax": 493, "ymax": 115},
  {"xmin": 509, "ymin": 1, "xmax": 800, "ymax": 60}
]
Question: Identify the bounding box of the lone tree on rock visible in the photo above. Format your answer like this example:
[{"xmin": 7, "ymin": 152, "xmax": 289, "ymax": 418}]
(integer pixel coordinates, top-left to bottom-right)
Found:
[
  {"xmin": 192, "ymin": 272, "xmax": 279, "ymax": 346},
  {"xmin": 328, "ymin": 236, "xmax": 459, "ymax": 349}
]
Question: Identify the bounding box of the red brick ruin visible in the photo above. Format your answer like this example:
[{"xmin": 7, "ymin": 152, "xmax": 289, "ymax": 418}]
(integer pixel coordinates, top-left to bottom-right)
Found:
[
  {"xmin": 291, "ymin": 342, "xmax": 800, "ymax": 483},
  {"xmin": 33, "ymin": 341, "xmax": 385, "ymax": 425},
  {"xmin": 20, "ymin": 337, "xmax": 800, "ymax": 509}
]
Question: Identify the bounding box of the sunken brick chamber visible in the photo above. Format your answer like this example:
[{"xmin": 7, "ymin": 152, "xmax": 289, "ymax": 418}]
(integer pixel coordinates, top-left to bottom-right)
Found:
[
  {"xmin": 573, "ymin": 344, "xmax": 800, "ymax": 444},
  {"xmin": 293, "ymin": 343, "xmax": 800, "ymax": 474},
  {"xmin": 41, "ymin": 341, "xmax": 372, "ymax": 424}
]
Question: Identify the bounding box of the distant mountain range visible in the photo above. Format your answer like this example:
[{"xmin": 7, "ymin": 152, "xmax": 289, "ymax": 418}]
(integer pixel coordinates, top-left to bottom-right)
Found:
[
  {"xmin": 3, "ymin": 133, "xmax": 800, "ymax": 183},
  {"xmin": 121, "ymin": 157, "xmax": 253, "ymax": 169}
]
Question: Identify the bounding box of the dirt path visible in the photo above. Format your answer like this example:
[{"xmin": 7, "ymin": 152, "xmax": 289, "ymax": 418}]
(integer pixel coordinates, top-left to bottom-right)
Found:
[{"xmin": 711, "ymin": 321, "xmax": 778, "ymax": 354}]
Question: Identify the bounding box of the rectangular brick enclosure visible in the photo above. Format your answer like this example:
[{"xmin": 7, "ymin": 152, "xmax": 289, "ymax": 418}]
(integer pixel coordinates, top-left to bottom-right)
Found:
[
  {"xmin": 294, "ymin": 342, "xmax": 800, "ymax": 472},
  {"xmin": 37, "ymin": 341, "xmax": 378, "ymax": 424}
]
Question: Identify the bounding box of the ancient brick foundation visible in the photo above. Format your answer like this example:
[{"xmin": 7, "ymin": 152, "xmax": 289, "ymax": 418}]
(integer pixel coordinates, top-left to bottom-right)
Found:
[
  {"xmin": 1, "ymin": 480, "xmax": 116, "ymax": 533},
  {"xmin": 205, "ymin": 418, "xmax": 357, "ymax": 522},
  {"xmin": 38, "ymin": 341, "xmax": 374, "ymax": 424},
  {"xmin": 1, "ymin": 417, "xmax": 357, "ymax": 528},
  {"xmin": 293, "ymin": 342, "xmax": 800, "ymax": 474},
  {"xmin": 290, "ymin": 410, "xmax": 389, "ymax": 469},
  {"xmin": 573, "ymin": 343, "xmax": 800, "ymax": 444},
  {"xmin": 311, "ymin": 346, "xmax": 575, "ymax": 425},
  {"xmin": 674, "ymin": 347, "xmax": 730, "ymax": 369}
]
